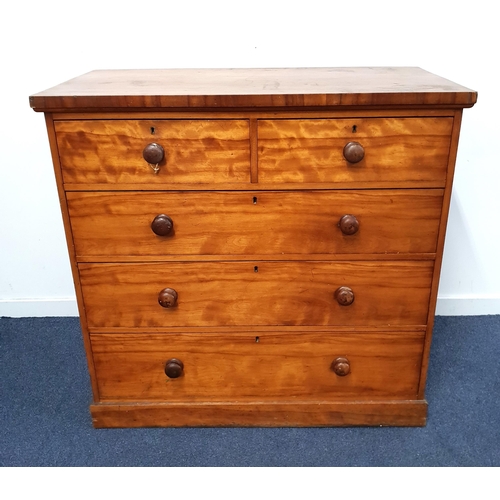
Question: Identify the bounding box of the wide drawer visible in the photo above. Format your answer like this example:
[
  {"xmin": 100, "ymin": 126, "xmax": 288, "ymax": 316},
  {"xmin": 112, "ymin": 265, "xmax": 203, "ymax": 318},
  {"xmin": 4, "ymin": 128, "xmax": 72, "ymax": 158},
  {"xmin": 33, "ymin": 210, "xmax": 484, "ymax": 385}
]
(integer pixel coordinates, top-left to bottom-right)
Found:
[
  {"xmin": 79, "ymin": 261, "xmax": 433, "ymax": 328},
  {"xmin": 258, "ymin": 118, "xmax": 452, "ymax": 185},
  {"xmin": 54, "ymin": 119, "xmax": 250, "ymax": 184},
  {"xmin": 68, "ymin": 189, "xmax": 443, "ymax": 259},
  {"xmin": 91, "ymin": 331, "xmax": 425, "ymax": 402}
]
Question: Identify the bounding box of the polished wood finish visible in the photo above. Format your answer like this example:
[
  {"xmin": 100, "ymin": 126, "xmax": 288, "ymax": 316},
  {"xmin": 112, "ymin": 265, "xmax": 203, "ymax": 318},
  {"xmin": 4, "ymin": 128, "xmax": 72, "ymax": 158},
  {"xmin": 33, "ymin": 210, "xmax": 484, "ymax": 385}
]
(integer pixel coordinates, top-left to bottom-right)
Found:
[
  {"xmin": 55, "ymin": 119, "xmax": 250, "ymax": 184},
  {"xmin": 143, "ymin": 142, "xmax": 165, "ymax": 165},
  {"xmin": 331, "ymin": 357, "xmax": 351, "ymax": 376},
  {"xmin": 142, "ymin": 143, "xmax": 164, "ymax": 174},
  {"xmin": 31, "ymin": 68, "xmax": 476, "ymax": 428},
  {"xmin": 150, "ymin": 214, "xmax": 174, "ymax": 237},
  {"xmin": 343, "ymin": 142, "xmax": 365, "ymax": 164},
  {"xmin": 164, "ymin": 358, "xmax": 184, "ymax": 379},
  {"xmin": 90, "ymin": 401, "xmax": 428, "ymax": 428},
  {"xmin": 158, "ymin": 288, "xmax": 178, "ymax": 308},
  {"xmin": 334, "ymin": 286, "xmax": 355, "ymax": 306},
  {"xmin": 66, "ymin": 190, "xmax": 443, "ymax": 258},
  {"xmin": 258, "ymin": 118, "xmax": 452, "ymax": 184},
  {"xmin": 90, "ymin": 331, "xmax": 424, "ymax": 402},
  {"xmin": 338, "ymin": 214, "xmax": 359, "ymax": 236},
  {"xmin": 79, "ymin": 261, "xmax": 433, "ymax": 328},
  {"xmin": 29, "ymin": 67, "xmax": 477, "ymax": 112},
  {"xmin": 63, "ymin": 180, "xmax": 448, "ymax": 191}
]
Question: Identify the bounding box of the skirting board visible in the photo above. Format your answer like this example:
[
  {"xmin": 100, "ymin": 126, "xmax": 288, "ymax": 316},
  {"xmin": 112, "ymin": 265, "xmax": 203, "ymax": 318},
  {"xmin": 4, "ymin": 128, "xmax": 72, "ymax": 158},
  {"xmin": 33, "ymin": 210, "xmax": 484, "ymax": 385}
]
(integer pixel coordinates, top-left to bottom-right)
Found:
[
  {"xmin": 1, "ymin": 296, "xmax": 500, "ymax": 318},
  {"xmin": 435, "ymin": 296, "xmax": 500, "ymax": 316},
  {"xmin": 0, "ymin": 298, "xmax": 79, "ymax": 318}
]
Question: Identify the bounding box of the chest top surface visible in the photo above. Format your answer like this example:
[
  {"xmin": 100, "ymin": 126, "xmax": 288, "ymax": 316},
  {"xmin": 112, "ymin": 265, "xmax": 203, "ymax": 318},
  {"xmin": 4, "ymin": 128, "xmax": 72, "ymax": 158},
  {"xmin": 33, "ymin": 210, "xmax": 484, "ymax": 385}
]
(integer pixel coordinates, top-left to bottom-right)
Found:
[{"xmin": 29, "ymin": 67, "xmax": 477, "ymax": 111}]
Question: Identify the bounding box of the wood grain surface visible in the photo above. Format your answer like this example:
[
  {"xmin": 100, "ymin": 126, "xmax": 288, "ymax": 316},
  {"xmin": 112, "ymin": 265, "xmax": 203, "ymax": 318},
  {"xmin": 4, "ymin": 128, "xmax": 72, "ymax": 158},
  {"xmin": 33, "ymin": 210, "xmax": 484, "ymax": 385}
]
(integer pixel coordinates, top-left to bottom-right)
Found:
[
  {"xmin": 79, "ymin": 261, "xmax": 433, "ymax": 328},
  {"xmin": 67, "ymin": 189, "xmax": 443, "ymax": 258},
  {"xmin": 90, "ymin": 331, "xmax": 425, "ymax": 402},
  {"xmin": 55, "ymin": 119, "xmax": 250, "ymax": 184},
  {"xmin": 90, "ymin": 400, "xmax": 428, "ymax": 427},
  {"xmin": 29, "ymin": 67, "xmax": 477, "ymax": 111},
  {"xmin": 258, "ymin": 118, "xmax": 452, "ymax": 184}
]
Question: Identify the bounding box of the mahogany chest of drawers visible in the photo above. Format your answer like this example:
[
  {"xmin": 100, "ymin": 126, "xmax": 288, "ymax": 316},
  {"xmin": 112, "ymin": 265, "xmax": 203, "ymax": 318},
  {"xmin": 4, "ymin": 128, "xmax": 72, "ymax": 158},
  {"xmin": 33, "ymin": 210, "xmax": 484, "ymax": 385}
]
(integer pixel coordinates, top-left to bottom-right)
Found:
[{"xmin": 30, "ymin": 68, "xmax": 476, "ymax": 427}]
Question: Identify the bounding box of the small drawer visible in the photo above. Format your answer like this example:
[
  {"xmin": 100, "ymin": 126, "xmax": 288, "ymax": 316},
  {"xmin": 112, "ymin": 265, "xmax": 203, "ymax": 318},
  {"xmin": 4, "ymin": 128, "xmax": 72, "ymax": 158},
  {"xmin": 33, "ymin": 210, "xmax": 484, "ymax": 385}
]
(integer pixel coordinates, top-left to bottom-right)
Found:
[
  {"xmin": 91, "ymin": 331, "xmax": 425, "ymax": 402},
  {"xmin": 67, "ymin": 189, "xmax": 443, "ymax": 259},
  {"xmin": 258, "ymin": 118, "xmax": 452, "ymax": 185},
  {"xmin": 79, "ymin": 261, "xmax": 433, "ymax": 328},
  {"xmin": 54, "ymin": 119, "xmax": 250, "ymax": 185}
]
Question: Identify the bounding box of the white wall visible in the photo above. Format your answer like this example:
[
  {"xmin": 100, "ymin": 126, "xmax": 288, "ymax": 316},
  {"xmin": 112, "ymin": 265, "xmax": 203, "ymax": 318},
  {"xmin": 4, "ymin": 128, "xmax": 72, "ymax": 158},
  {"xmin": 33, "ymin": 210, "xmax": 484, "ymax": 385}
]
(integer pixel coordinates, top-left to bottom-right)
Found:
[{"xmin": 0, "ymin": 0, "xmax": 498, "ymax": 317}]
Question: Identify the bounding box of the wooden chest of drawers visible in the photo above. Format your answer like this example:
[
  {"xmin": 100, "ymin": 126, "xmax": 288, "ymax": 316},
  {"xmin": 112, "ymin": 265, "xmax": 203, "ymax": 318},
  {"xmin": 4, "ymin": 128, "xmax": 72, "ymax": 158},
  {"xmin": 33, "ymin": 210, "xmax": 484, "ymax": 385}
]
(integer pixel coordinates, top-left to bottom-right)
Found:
[{"xmin": 30, "ymin": 68, "xmax": 476, "ymax": 427}]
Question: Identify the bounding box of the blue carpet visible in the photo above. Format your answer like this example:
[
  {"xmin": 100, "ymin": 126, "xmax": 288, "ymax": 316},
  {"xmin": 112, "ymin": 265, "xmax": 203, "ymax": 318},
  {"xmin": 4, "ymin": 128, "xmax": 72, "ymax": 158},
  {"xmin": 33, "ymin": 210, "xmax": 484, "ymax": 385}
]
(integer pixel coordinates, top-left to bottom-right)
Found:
[{"xmin": 1, "ymin": 316, "xmax": 499, "ymax": 466}]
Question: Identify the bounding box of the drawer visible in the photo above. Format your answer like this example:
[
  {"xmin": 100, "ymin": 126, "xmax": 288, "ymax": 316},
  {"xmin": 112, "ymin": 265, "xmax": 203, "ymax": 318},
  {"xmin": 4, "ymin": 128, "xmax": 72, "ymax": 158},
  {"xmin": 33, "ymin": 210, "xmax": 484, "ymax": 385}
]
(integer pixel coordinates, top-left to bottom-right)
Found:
[
  {"xmin": 258, "ymin": 118, "xmax": 452, "ymax": 185},
  {"xmin": 79, "ymin": 261, "xmax": 433, "ymax": 328},
  {"xmin": 54, "ymin": 119, "xmax": 250, "ymax": 184},
  {"xmin": 68, "ymin": 189, "xmax": 443, "ymax": 259},
  {"xmin": 91, "ymin": 331, "xmax": 425, "ymax": 402}
]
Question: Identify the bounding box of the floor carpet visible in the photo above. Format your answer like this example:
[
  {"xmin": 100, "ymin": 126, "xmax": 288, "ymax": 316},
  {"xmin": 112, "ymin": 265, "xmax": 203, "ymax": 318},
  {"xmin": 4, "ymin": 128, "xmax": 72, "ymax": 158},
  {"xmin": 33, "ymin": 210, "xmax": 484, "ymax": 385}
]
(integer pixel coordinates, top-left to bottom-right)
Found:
[{"xmin": 1, "ymin": 316, "xmax": 499, "ymax": 466}]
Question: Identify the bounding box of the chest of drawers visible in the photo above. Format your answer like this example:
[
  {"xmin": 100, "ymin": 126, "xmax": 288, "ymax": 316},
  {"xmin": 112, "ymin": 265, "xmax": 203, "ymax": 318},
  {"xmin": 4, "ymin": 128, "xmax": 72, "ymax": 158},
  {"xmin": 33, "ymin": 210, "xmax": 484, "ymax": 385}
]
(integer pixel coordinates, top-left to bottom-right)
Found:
[{"xmin": 30, "ymin": 68, "xmax": 476, "ymax": 427}]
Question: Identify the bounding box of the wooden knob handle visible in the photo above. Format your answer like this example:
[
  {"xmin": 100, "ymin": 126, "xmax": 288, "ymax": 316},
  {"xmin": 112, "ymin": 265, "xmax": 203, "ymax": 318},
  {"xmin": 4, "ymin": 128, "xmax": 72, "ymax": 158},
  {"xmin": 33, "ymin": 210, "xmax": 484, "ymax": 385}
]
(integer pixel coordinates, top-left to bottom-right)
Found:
[
  {"xmin": 151, "ymin": 214, "xmax": 174, "ymax": 236},
  {"xmin": 338, "ymin": 214, "xmax": 359, "ymax": 235},
  {"xmin": 343, "ymin": 142, "xmax": 365, "ymax": 163},
  {"xmin": 331, "ymin": 357, "xmax": 350, "ymax": 376},
  {"xmin": 158, "ymin": 288, "xmax": 178, "ymax": 308},
  {"xmin": 165, "ymin": 358, "xmax": 184, "ymax": 378},
  {"xmin": 143, "ymin": 143, "xmax": 164, "ymax": 164},
  {"xmin": 335, "ymin": 286, "xmax": 354, "ymax": 306}
]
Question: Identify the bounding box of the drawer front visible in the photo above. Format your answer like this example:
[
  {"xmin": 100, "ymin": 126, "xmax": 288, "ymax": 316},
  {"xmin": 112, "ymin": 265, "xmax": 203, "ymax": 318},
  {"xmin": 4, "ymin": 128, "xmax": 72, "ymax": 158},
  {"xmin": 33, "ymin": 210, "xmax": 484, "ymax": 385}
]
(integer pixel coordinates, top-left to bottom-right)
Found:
[
  {"xmin": 91, "ymin": 331, "xmax": 425, "ymax": 402},
  {"xmin": 68, "ymin": 189, "xmax": 443, "ymax": 258},
  {"xmin": 54, "ymin": 119, "xmax": 250, "ymax": 184},
  {"xmin": 79, "ymin": 261, "xmax": 433, "ymax": 328},
  {"xmin": 258, "ymin": 118, "xmax": 452, "ymax": 184}
]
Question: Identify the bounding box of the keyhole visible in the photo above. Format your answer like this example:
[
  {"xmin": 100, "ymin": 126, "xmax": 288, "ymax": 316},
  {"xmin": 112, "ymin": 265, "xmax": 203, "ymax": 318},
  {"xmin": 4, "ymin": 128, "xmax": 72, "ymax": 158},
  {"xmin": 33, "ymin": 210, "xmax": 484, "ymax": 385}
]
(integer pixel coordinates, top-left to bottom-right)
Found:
[
  {"xmin": 352, "ymin": 125, "xmax": 357, "ymax": 133},
  {"xmin": 253, "ymin": 196, "xmax": 258, "ymax": 204},
  {"xmin": 254, "ymin": 266, "xmax": 259, "ymax": 272},
  {"xmin": 255, "ymin": 336, "xmax": 260, "ymax": 343},
  {"xmin": 150, "ymin": 127, "xmax": 155, "ymax": 135}
]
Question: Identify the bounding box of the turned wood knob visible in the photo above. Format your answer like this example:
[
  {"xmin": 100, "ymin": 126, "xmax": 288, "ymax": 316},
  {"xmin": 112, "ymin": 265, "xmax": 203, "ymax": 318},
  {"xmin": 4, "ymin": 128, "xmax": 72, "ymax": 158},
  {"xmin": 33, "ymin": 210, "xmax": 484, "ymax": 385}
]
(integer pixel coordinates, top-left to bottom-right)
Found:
[
  {"xmin": 151, "ymin": 214, "xmax": 174, "ymax": 236},
  {"xmin": 338, "ymin": 214, "xmax": 359, "ymax": 235},
  {"xmin": 143, "ymin": 143, "xmax": 164, "ymax": 164},
  {"xmin": 165, "ymin": 358, "xmax": 184, "ymax": 378},
  {"xmin": 343, "ymin": 141, "xmax": 365, "ymax": 163},
  {"xmin": 158, "ymin": 288, "xmax": 178, "ymax": 308},
  {"xmin": 331, "ymin": 357, "xmax": 350, "ymax": 376},
  {"xmin": 335, "ymin": 286, "xmax": 354, "ymax": 306}
]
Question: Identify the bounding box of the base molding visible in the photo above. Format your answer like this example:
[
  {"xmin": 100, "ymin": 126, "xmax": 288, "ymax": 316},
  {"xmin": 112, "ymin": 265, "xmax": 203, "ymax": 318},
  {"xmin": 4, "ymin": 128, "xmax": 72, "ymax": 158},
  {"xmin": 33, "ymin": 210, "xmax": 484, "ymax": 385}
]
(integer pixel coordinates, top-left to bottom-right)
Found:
[
  {"xmin": 435, "ymin": 296, "xmax": 500, "ymax": 316},
  {"xmin": 0, "ymin": 298, "xmax": 78, "ymax": 317},
  {"xmin": 90, "ymin": 400, "xmax": 428, "ymax": 428}
]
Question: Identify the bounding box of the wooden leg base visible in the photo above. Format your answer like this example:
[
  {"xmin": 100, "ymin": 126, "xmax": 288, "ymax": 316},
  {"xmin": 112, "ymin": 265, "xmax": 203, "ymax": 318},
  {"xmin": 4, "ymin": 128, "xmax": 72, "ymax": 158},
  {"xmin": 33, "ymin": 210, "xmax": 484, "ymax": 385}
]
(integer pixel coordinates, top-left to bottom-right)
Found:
[{"xmin": 90, "ymin": 400, "xmax": 428, "ymax": 428}]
